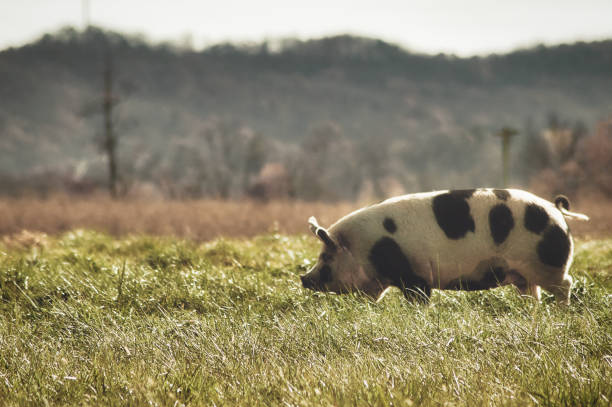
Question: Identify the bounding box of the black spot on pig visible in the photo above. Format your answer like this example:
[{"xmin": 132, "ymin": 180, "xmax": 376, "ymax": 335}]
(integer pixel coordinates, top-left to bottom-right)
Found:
[
  {"xmin": 489, "ymin": 204, "xmax": 514, "ymax": 245},
  {"xmin": 319, "ymin": 265, "xmax": 332, "ymax": 283},
  {"xmin": 508, "ymin": 271, "xmax": 528, "ymax": 292},
  {"xmin": 369, "ymin": 237, "xmax": 430, "ymax": 302},
  {"xmin": 493, "ymin": 189, "xmax": 510, "ymax": 201},
  {"xmin": 479, "ymin": 267, "xmax": 507, "ymax": 289},
  {"xmin": 524, "ymin": 204, "xmax": 549, "ymax": 234},
  {"xmin": 383, "ymin": 217, "xmax": 397, "ymax": 234},
  {"xmin": 554, "ymin": 195, "xmax": 570, "ymax": 211},
  {"xmin": 537, "ymin": 225, "xmax": 571, "ymax": 268},
  {"xmin": 446, "ymin": 267, "xmax": 506, "ymax": 291},
  {"xmin": 320, "ymin": 252, "xmax": 334, "ymax": 263},
  {"xmin": 432, "ymin": 191, "xmax": 476, "ymax": 239}
]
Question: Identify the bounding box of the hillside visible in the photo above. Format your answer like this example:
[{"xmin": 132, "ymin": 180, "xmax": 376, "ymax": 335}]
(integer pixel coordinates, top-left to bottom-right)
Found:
[{"xmin": 1, "ymin": 27, "xmax": 611, "ymax": 198}]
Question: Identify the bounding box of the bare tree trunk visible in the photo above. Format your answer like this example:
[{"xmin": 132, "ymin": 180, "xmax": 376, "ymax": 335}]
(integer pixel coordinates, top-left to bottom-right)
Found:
[
  {"xmin": 103, "ymin": 50, "xmax": 118, "ymax": 198},
  {"xmin": 496, "ymin": 127, "xmax": 517, "ymax": 188}
]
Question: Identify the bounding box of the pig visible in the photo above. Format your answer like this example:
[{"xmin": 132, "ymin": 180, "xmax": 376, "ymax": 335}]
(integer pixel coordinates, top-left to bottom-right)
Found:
[{"xmin": 300, "ymin": 189, "xmax": 589, "ymax": 305}]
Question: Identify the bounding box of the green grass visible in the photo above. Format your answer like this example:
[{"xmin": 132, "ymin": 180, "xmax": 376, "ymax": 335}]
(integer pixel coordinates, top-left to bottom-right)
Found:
[{"xmin": 1, "ymin": 230, "xmax": 611, "ymax": 406}]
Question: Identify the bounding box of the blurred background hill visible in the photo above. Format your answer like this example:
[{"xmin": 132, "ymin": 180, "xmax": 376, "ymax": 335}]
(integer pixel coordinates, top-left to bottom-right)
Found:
[{"xmin": 1, "ymin": 26, "xmax": 611, "ymax": 200}]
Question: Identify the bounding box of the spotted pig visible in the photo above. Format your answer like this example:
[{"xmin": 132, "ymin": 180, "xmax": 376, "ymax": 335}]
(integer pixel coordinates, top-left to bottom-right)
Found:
[{"xmin": 300, "ymin": 189, "xmax": 589, "ymax": 305}]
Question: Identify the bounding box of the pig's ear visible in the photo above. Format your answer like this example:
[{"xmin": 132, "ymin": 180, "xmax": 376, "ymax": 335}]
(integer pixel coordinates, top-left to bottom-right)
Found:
[
  {"xmin": 317, "ymin": 229, "xmax": 337, "ymax": 250},
  {"xmin": 308, "ymin": 216, "xmax": 337, "ymax": 250},
  {"xmin": 308, "ymin": 216, "xmax": 320, "ymax": 235}
]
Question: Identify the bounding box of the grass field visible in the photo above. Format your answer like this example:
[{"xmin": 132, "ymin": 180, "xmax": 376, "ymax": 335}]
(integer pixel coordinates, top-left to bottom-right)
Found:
[{"xmin": 0, "ymin": 230, "xmax": 611, "ymax": 406}]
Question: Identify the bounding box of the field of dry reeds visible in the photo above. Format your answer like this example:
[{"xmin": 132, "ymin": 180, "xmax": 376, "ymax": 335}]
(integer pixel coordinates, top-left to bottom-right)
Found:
[
  {"xmin": 0, "ymin": 192, "xmax": 609, "ymax": 241},
  {"xmin": 0, "ymin": 195, "xmax": 358, "ymax": 241}
]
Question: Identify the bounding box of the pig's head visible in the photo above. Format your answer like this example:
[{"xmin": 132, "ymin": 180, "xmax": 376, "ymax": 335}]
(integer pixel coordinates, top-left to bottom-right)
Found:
[{"xmin": 300, "ymin": 216, "xmax": 387, "ymax": 299}]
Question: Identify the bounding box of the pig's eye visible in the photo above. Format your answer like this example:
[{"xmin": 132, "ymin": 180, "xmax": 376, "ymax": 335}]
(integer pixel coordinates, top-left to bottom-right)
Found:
[
  {"xmin": 321, "ymin": 252, "xmax": 334, "ymax": 262},
  {"xmin": 319, "ymin": 265, "xmax": 332, "ymax": 283}
]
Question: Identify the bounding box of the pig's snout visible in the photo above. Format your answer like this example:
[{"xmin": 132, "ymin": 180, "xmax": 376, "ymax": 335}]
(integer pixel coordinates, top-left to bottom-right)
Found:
[{"xmin": 301, "ymin": 274, "xmax": 316, "ymax": 290}]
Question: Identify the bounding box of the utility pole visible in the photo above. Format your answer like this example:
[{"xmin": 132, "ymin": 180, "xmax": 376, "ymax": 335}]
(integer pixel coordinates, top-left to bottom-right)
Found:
[
  {"xmin": 82, "ymin": 0, "xmax": 90, "ymax": 28},
  {"xmin": 103, "ymin": 49, "xmax": 119, "ymax": 198},
  {"xmin": 496, "ymin": 127, "xmax": 518, "ymax": 188}
]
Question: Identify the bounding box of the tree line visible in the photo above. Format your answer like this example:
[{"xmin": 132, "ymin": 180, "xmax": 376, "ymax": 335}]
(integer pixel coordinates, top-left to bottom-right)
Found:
[{"xmin": 0, "ymin": 27, "xmax": 611, "ymax": 200}]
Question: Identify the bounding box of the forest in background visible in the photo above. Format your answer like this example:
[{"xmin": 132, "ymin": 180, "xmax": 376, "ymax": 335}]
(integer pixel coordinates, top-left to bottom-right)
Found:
[{"xmin": 1, "ymin": 26, "xmax": 611, "ymax": 200}]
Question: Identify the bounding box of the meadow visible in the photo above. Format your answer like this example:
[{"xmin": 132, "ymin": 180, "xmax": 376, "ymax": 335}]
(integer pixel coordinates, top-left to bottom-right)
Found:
[{"xmin": 0, "ymin": 227, "xmax": 610, "ymax": 406}]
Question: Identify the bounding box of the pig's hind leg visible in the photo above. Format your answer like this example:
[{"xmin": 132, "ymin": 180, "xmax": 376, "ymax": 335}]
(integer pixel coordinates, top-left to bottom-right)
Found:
[
  {"xmin": 510, "ymin": 264, "xmax": 572, "ymax": 305},
  {"xmin": 540, "ymin": 273, "xmax": 572, "ymax": 305},
  {"xmin": 505, "ymin": 270, "xmax": 541, "ymax": 301},
  {"xmin": 532, "ymin": 224, "xmax": 574, "ymax": 305}
]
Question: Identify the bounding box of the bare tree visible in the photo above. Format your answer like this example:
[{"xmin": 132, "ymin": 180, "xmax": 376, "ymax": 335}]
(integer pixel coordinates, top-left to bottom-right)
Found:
[
  {"xmin": 495, "ymin": 127, "xmax": 518, "ymax": 187},
  {"xmin": 357, "ymin": 136, "xmax": 390, "ymax": 199},
  {"xmin": 77, "ymin": 44, "xmax": 124, "ymax": 198},
  {"xmin": 288, "ymin": 121, "xmax": 363, "ymax": 201},
  {"xmin": 198, "ymin": 119, "xmax": 269, "ymax": 198},
  {"xmin": 583, "ymin": 118, "xmax": 612, "ymax": 195},
  {"xmin": 80, "ymin": 45, "xmax": 122, "ymax": 198},
  {"xmin": 102, "ymin": 49, "xmax": 119, "ymax": 198}
]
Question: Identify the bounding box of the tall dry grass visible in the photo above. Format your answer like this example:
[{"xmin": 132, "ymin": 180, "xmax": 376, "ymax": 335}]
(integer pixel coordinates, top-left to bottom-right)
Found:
[
  {"xmin": 0, "ymin": 194, "xmax": 358, "ymax": 241},
  {"xmin": 567, "ymin": 195, "xmax": 612, "ymax": 238},
  {"xmin": 0, "ymin": 193, "xmax": 608, "ymax": 241}
]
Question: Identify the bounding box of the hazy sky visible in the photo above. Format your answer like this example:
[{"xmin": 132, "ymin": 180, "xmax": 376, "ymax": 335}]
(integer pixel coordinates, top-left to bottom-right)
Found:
[{"xmin": 2, "ymin": 0, "xmax": 612, "ymax": 55}]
